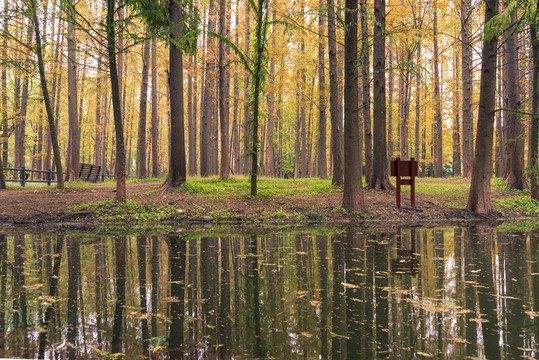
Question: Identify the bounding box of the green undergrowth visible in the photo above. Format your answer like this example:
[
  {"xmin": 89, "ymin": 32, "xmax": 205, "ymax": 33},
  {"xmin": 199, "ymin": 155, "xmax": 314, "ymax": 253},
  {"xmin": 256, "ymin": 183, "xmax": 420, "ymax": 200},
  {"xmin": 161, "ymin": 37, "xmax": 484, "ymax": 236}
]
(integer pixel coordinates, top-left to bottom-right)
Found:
[
  {"xmin": 494, "ymin": 197, "xmax": 539, "ymax": 216},
  {"xmin": 177, "ymin": 176, "xmax": 336, "ymax": 197},
  {"xmin": 72, "ymin": 199, "xmax": 183, "ymax": 223},
  {"xmin": 497, "ymin": 221, "xmax": 539, "ymax": 233}
]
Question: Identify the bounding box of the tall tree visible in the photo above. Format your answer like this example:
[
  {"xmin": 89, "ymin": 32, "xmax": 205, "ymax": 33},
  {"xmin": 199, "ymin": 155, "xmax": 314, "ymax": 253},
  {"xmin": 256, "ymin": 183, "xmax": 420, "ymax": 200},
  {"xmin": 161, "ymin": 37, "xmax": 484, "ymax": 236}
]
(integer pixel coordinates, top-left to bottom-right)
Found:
[
  {"xmin": 461, "ymin": 0, "xmax": 474, "ymax": 177},
  {"xmin": 200, "ymin": 0, "xmax": 217, "ymax": 177},
  {"xmin": 361, "ymin": 0, "xmax": 371, "ymax": 182},
  {"xmin": 317, "ymin": 2, "xmax": 327, "ymax": 179},
  {"xmin": 166, "ymin": 0, "xmax": 188, "ymax": 187},
  {"xmin": 453, "ymin": 38, "xmax": 462, "ymax": 176},
  {"xmin": 502, "ymin": 6, "xmax": 526, "ymax": 190},
  {"xmin": 433, "ymin": 2, "xmax": 443, "ymax": 177},
  {"xmin": 342, "ymin": 0, "xmax": 365, "ymax": 212},
  {"xmin": 369, "ymin": 0, "xmax": 393, "ymax": 190},
  {"xmin": 151, "ymin": 38, "xmax": 159, "ymax": 178},
  {"xmin": 136, "ymin": 33, "xmax": 151, "ymax": 179},
  {"xmin": 30, "ymin": 0, "xmax": 64, "ymax": 189},
  {"xmin": 327, "ymin": 0, "xmax": 343, "ymax": 186},
  {"xmin": 106, "ymin": 0, "xmax": 127, "ymax": 200},
  {"xmin": 466, "ymin": 0, "xmax": 499, "ymax": 216},
  {"xmin": 529, "ymin": 15, "xmax": 539, "ymax": 200},
  {"xmin": 65, "ymin": 0, "xmax": 80, "ymax": 181},
  {"xmin": 249, "ymin": 0, "xmax": 270, "ymax": 196},
  {"xmin": 218, "ymin": 0, "xmax": 230, "ymax": 179}
]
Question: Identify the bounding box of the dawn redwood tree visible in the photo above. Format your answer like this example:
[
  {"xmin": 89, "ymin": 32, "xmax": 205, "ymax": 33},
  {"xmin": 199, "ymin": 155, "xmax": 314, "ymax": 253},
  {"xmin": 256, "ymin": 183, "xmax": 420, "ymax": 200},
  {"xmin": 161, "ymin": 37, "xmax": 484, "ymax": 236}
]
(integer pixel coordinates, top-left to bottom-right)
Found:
[
  {"xmin": 0, "ymin": 151, "xmax": 4, "ymax": 189},
  {"xmin": 461, "ymin": 0, "xmax": 474, "ymax": 177},
  {"xmin": 166, "ymin": 0, "xmax": 187, "ymax": 187},
  {"xmin": 369, "ymin": 0, "xmax": 393, "ymax": 190},
  {"xmin": 218, "ymin": 0, "xmax": 230, "ymax": 180},
  {"xmin": 327, "ymin": 0, "xmax": 343, "ymax": 187},
  {"xmin": 342, "ymin": 0, "xmax": 365, "ymax": 212},
  {"xmin": 65, "ymin": 0, "xmax": 80, "ymax": 182},
  {"xmin": 361, "ymin": 0, "xmax": 372, "ymax": 183},
  {"xmin": 502, "ymin": 6, "xmax": 526, "ymax": 190},
  {"xmin": 433, "ymin": 3, "xmax": 443, "ymax": 177},
  {"xmin": 105, "ymin": 0, "xmax": 126, "ymax": 200},
  {"xmin": 466, "ymin": 0, "xmax": 499, "ymax": 216},
  {"xmin": 249, "ymin": 0, "xmax": 270, "ymax": 196},
  {"xmin": 29, "ymin": 0, "xmax": 64, "ymax": 190},
  {"xmin": 528, "ymin": 8, "xmax": 539, "ymax": 200},
  {"xmin": 136, "ymin": 33, "xmax": 151, "ymax": 179},
  {"xmin": 317, "ymin": 0, "xmax": 327, "ymax": 179}
]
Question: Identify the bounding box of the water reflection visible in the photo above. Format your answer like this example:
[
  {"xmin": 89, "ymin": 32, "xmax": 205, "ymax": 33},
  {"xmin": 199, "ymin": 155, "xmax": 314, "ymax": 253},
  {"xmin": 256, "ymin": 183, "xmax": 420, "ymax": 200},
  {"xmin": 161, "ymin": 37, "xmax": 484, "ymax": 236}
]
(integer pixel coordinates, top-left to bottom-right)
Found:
[{"xmin": 0, "ymin": 225, "xmax": 538, "ymax": 358}]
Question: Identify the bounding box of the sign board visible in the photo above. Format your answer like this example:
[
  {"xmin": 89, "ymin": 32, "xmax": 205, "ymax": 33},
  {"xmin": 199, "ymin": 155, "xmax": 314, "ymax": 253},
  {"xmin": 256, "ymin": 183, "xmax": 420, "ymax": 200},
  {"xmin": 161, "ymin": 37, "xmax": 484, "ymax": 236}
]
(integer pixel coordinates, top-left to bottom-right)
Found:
[{"xmin": 390, "ymin": 157, "xmax": 418, "ymax": 208}]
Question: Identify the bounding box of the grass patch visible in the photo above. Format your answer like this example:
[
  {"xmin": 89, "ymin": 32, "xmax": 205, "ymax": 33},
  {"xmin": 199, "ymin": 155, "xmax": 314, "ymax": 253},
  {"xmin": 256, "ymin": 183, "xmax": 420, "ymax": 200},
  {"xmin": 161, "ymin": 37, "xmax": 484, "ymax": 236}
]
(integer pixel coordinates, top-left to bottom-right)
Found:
[
  {"xmin": 493, "ymin": 196, "xmax": 539, "ymax": 216},
  {"xmin": 72, "ymin": 199, "xmax": 183, "ymax": 223},
  {"xmin": 177, "ymin": 176, "xmax": 337, "ymax": 197}
]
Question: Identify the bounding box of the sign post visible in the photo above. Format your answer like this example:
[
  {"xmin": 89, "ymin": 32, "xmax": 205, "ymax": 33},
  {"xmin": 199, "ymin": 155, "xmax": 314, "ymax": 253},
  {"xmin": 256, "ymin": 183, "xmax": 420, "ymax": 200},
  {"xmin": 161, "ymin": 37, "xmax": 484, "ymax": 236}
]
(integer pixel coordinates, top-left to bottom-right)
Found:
[{"xmin": 390, "ymin": 157, "xmax": 418, "ymax": 208}]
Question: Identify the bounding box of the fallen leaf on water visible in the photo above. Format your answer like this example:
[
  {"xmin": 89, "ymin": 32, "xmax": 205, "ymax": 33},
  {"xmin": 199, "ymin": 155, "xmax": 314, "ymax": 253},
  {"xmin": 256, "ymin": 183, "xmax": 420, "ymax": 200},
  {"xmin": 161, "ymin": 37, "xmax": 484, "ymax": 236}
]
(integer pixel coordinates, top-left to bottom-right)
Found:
[
  {"xmin": 525, "ymin": 310, "xmax": 539, "ymax": 317},
  {"xmin": 416, "ymin": 351, "xmax": 433, "ymax": 357},
  {"xmin": 341, "ymin": 282, "xmax": 361, "ymax": 289},
  {"xmin": 301, "ymin": 332, "xmax": 313, "ymax": 338}
]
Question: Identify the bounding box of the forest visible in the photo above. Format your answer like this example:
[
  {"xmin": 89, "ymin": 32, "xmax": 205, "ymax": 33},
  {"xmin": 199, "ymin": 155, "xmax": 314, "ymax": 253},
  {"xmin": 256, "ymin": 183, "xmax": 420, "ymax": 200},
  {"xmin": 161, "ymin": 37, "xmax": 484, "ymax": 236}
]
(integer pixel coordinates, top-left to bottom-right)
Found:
[{"xmin": 0, "ymin": 0, "xmax": 536, "ymax": 216}]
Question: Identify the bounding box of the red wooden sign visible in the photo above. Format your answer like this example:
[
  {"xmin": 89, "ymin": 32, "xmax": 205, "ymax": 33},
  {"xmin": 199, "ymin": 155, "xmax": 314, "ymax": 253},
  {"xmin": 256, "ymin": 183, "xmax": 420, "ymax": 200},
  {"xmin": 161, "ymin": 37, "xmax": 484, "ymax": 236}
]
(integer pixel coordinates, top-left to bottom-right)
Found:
[{"xmin": 390, "ymin": 157, "xmax": 418, "ymax": 208}]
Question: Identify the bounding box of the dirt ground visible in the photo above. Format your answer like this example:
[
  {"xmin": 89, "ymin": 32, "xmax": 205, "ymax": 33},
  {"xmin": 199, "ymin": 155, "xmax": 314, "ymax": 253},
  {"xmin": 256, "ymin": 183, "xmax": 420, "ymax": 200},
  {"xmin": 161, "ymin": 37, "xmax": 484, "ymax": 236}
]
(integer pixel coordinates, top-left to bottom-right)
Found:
[{"xmin": 0, "ymin": 179, "xmax": 529, "ymax": 229}]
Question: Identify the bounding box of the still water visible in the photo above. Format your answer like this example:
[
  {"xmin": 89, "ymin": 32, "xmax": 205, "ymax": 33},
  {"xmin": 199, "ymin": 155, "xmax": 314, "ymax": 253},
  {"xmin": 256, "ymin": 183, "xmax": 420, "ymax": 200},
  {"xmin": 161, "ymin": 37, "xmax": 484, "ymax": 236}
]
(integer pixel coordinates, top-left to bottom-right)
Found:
[{"xmin": 0, "ymin": 225, "xmax": 537, "ymax": 359}]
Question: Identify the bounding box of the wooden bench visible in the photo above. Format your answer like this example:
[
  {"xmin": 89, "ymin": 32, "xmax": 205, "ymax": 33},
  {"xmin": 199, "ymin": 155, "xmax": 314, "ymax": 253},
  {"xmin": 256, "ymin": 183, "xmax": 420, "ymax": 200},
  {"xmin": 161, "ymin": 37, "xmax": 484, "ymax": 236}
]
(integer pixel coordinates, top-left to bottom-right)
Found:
[{"xmin": 78, "ymin": 163, "xmax": 101, "ymax": 183}]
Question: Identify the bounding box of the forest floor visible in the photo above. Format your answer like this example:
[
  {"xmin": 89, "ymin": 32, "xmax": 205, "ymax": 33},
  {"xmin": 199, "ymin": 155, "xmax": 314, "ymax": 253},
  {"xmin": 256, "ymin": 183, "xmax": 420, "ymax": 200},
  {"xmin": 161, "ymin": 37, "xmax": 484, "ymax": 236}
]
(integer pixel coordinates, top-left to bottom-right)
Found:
[{"xmin": 0, "ymin": 176, "xmax": 537, "ymax": 232}]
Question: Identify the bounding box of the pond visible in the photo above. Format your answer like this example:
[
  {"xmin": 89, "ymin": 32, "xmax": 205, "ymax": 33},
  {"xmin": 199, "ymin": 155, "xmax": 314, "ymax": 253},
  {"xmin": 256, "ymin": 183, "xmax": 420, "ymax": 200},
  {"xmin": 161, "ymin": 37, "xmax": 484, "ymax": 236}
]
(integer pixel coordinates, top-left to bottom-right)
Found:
[{"xmin": 0, "ymin": 225, "xmax": 537, "ymax": 359}]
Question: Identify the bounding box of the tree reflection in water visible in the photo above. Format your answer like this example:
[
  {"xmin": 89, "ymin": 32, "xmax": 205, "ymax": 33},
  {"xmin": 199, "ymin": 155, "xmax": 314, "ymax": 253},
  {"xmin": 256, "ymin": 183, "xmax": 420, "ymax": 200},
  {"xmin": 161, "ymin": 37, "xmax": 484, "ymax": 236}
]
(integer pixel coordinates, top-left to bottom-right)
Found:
[{"xmin": 0, "ymin": 226, "xmax": 536, "ymax": 358}]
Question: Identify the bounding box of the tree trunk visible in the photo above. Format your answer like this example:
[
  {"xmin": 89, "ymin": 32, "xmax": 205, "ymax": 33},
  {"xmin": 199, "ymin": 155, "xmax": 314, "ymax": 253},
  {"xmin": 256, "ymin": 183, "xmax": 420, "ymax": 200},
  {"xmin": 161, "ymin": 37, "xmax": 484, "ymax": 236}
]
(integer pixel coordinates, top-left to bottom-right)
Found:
[
  {"xmin": 453, "ymin": 39, "xmax": 462, "ymax": 177},
  {"xmin": 343, "ymin": 0, "xmax": 365, "ymax": 212},
  {"xmin": 388, "ymin": 44, "xmax": 393, "ymax": 161},
  {"xmin": 106, "ymin": 0, "xmax": 126, "ymax": 200},
  {"xmin": 95, "ymin": 57, "xmax": 104, "ymax": 168},
  {"xmin": 249, "ymin": 0, "xmax": 269, "ymax": 196},
  {"xmin": 466, "ymin": 0, "xmax": 499, "ymax": 216},
  {"xmin": 461, "ymin": 0, "xmax": 474, "ymax": 177},
  {"xmin": 369, "ymin": 0, "xmax": 393, "ymax": 190},
  {"xmin": 317, "ymin": 3, "xmax": 327, "ymax": 179},
  {"xmin": 328, "ymin": 0, "xmax": 343, "ymax": 186},
  {"xmin": 166, "ymin": 0, "xmax": 187, "ymax": 187},
  {"xmin": 360, "ymin": 0, "xmax": 371, "ymax": 183},
  {"xmin": 266, "ymin": 14, "xmax": 276, "ymax": 177},
  {"xmin": 1, "ymin": 0, "xmax": 7, "ymax": 168},
  {"xmin": 31, "ymin": 0, "xmax": 64, "ymax": 189},
  {"xmin": 66, "ymin": 0, "xmax": 79, "ymax": 181},
  {"xmin": 242, "ymin": 2, "xmax": 251, "ymax": 175},
  {"xmin": 136, "ymin": 34, "xmax": 151, "ymax": 179},
  {"xmin": 151, "ymin": 38, "xmax": 160, "ymax": 178},
  {"xmin": 200, "ymin": 0, "xmax": 217, "ymax": 177},
  {"xmin": 188, "ymin": 55, "xmax": 197, "ymax": 176},
  {"xmin": 415, "ymin": 40, "xmax": 421, "ymax": 168},
  {"xmin": 530, "ymin": 22, "xmax": 539, "ymax": 200},
  {"xmin": 219, "ymin": 0, "xmax": 230, "ymax": 179},
  {"xmin": 503, "ymin": 7, "xmax": 526, "ymax": 190},
  {"xmin": 433, "ymin": 4, "xmax": 443, "ymax": 177}
]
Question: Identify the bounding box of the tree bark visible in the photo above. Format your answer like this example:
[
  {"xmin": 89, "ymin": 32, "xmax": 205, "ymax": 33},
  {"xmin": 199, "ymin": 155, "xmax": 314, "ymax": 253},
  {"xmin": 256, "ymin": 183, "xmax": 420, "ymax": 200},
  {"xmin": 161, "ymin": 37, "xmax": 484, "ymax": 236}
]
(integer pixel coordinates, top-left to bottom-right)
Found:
[
  {"xmin": 151, "ymin": 38, "xmax": 160, "ymax": 178},
  {"xmin": 453, "ymin": 39, "xmax": 462, "ymax": 177},
  {"xmin": 328, "ymin": 0, "xmax": 343, "ymax": 186},
  {"xmin": 136, "ymin": 34, "xmax": 151, "ymax": 179},
  {"xmin": 369, "ymin": 0, "xmax": 393, "ymax": 190},
  {"xmin": 317, "ymin": 3, "xmax": 327, "ymax": 179},
  {"xmin": 106, "ymin": 0, "xmax": 126, "ymax": 200},
  {"xmin": 342, "ymin": 0, "xmax": 365, "ymax": 212},
  {"xmin": 66, "ymin": 0, "xmax": 79, "ymax": 181},
  {"xmin": 95, "ymin": 57, "xmax": 104, "ymax": 168},
  {"xmin": 31, "ymin": 0, "xmax": 64, "ymax": 189},
  {"xmin": 361, "ymin": 0, "xmax": 371, "ymax": 183},
  {"xmin": 200, "ymin": 0, "xmax": 217, "ymax": 177},
  {"xmin": 219, "ymin": 0, "xmax": 230, "ymax": 179},
  {"xmin": 433, "ymin": 3, "xmax": 443, "ymax": 177},
  {"xmin": 461, "ymin": 0, "xmax": 474, "ymax": 177},
  {"xmin": 466, "ymin": 0, "xmax": 499, "ymax": 216},
  {"xmin": 165, "ymin": 0, "xmax": 187, "ymax": 187},
  {"xmin": 502, "ymin": 6, "xmax": 526, "ymax": 190},
  {"xmin": 530, "ymin": 22, "xmax": 539, "ymax": 200}
]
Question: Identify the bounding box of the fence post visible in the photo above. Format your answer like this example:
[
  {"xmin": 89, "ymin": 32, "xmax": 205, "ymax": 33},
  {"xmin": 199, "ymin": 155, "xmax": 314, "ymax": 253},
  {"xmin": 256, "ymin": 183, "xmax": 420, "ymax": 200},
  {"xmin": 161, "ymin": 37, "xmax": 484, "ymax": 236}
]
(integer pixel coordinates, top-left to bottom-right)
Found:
[
  {"xmin": 20, "ymin": 166, "xmax": 26, "ymax": 187},
  {"xmin": 47, "ymin": 169, "xmax": 52, "ymax": 186}
]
